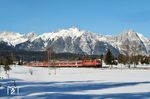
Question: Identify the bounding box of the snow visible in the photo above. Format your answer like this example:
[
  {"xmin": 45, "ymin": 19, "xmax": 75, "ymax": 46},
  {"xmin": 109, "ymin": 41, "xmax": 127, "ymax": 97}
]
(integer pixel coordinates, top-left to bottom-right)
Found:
[
  {"xmin": 1, "ymin": 65, "xmax": 150, "ymax": 98},
  {"xmin": 0, "ymin": 32, "xmax": 28, "ymax": 46},
  {"xmin": 137, "ymin": 33, "xmax": 149, "ymax": 42},
  {"xmin": 25, "ymin": 32, "xmax": 37, "ymax": 41},
  {"xmin": 0, "ymin": 31, "xmax": 37, "ymax": 46},
  {"xmin": 37, "ymin": 27, "xmax": 86, "ymax": 41},
  {"xmin": 137, "ymin": 33, "xmax": 150, "ymax": 54}
]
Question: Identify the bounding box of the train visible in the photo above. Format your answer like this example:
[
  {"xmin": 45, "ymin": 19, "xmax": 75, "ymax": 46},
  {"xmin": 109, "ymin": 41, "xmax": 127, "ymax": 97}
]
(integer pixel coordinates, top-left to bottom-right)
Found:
[{"xmin": 25, "ymin": 59, "xmax": 102, "ymax": 68}]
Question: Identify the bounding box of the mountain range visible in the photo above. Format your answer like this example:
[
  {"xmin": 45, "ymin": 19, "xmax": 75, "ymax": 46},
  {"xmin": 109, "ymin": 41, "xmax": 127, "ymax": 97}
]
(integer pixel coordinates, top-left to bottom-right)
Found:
[{"xmin": 0, "ymin": 27, "xmax": 150, "ymax": 56}]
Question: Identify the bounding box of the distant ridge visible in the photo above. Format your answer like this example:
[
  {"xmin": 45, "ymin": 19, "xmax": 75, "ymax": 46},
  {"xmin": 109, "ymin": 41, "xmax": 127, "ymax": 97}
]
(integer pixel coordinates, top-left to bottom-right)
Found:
[{"xmin": 0, "ymin": 27, "xmax": 150, "ymax": 56}]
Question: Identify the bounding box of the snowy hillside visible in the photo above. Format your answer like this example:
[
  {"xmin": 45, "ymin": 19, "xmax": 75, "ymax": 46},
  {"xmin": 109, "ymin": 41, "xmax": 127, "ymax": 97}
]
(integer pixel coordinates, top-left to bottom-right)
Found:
[
  {"xmin": 37, "ymin": 27, "xmax": 85, "ymax": 41},
  {"xmin": 0, "ymin": 27, "xmax": 150, "ymax": 55},
  {"xmin": 106, "ymin": 30, "xmax": 150, "ymax": 55},
  {"xmin": 16, "ymin": 27, "xmax": 119, "ymax": 55},
  {"xmin": 1, "ymin": 65, "xmax": 150, "ymax": 98},
  {"xmin": 0, "ymin": 31, "xmax": 37, "ymax": 46},
  {"xmin": 137, "ymin": 33, "xmax": 150, "ymax": 54}
]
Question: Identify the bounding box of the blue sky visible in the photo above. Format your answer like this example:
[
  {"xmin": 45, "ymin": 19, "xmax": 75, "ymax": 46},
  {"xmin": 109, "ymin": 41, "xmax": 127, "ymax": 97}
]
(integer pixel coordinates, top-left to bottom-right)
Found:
[{"xmin": 0, "ymin": 0, "xmax": 150, "ymax": 38}]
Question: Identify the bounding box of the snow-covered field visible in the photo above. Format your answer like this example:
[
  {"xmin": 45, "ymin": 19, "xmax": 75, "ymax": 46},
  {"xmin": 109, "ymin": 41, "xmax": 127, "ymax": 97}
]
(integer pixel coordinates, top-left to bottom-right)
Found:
[{"xmin": 1, "ymin": 65, "xmax": 150, "ymax": 99}]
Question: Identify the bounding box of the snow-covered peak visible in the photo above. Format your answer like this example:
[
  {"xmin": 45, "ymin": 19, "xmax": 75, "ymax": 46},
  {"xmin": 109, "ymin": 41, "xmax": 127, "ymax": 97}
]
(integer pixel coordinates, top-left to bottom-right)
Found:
[
  {"xmin": 137, "ymin": 33, "xmax": 150, "ymax": 53},
  {"xmin": 116, "ymin": 29, "xmax": 141, "ymax": 41},
  {"xmin": 0, "ymin": 31, "xmax": 22, "ymax": 37},
  {"xmin": 25, "ymin": 32, "xmax": 37, "ymax": 41},
  {"xmin": 38, "ymin": 27, "xmax": 87, "ymax": 41},
  {"xmin": 126, "ymin": 29, "xmax": 135, "ymax": 33},
  {"xmin": 56, "ymin": 27, "xmax": 85, "ymax": 37},
  {"xmin": 68, "ymin": 26, "xmax": 80, "ymax": 32},
  {"xmin": 26, "ymin": 32, "xmax": 37, "ymax": 38},
  {"xmin": 120, "ymin": 29, "xmax": 137, "ymax": 36},
  {"xmin": 0, "ymin": 31, "xmax": 28, "ymax": 46}
]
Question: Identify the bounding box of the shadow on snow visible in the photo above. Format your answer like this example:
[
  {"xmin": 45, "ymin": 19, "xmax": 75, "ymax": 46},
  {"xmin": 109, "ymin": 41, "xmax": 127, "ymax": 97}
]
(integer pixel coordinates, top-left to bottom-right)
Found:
[{"xmin": 1, "ymin": 78, "xmax": 150, "ymax": 99}]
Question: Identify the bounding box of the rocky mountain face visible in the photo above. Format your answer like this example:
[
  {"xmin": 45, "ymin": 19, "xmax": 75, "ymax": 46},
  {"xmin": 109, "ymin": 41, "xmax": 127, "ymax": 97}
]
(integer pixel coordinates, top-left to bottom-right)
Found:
[
  {"xmin": 0, "ymin": 41, "xmax": 14, "ymax": 50},
  {"xmin": 0, "ymin": 27, "xmax": 150, "ymax": 56},
  {"xmin": 106, "ymin": 30, "xmax": 150, "ymax": 56}
]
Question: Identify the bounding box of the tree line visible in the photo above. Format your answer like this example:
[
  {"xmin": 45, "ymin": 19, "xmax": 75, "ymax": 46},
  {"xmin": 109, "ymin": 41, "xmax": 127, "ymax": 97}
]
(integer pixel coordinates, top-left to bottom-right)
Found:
[{"xmin": 104, "ymin": 49, "xmax": 150, "ymax": 68}]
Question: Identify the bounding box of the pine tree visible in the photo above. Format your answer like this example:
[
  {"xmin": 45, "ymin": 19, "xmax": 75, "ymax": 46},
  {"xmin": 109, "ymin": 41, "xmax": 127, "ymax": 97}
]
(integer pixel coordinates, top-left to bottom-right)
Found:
[
  {"xmin": 104, "ymin": 49, "xmax": 114, "ymax": 67},
  {"xmin": 3, "ymin": 62, "xmax": 11, "ymax": 74},
  {"xmin": 2, "ymin": 56, "xmax": 12, "ymax": 78}
]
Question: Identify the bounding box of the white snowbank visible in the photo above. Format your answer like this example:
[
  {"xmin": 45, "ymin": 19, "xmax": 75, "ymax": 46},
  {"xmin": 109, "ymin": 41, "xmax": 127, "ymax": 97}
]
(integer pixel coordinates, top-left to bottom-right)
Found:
[{"xmin": 0, "ymin": 65, "xmax": 150, "ymax": 98}]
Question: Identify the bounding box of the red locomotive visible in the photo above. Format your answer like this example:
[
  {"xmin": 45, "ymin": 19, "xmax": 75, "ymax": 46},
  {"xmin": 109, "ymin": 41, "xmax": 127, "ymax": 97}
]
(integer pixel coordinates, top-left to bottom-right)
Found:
[{"xmin": 25, "ymin": 59, "xmax": 102, "ymax": 68}]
